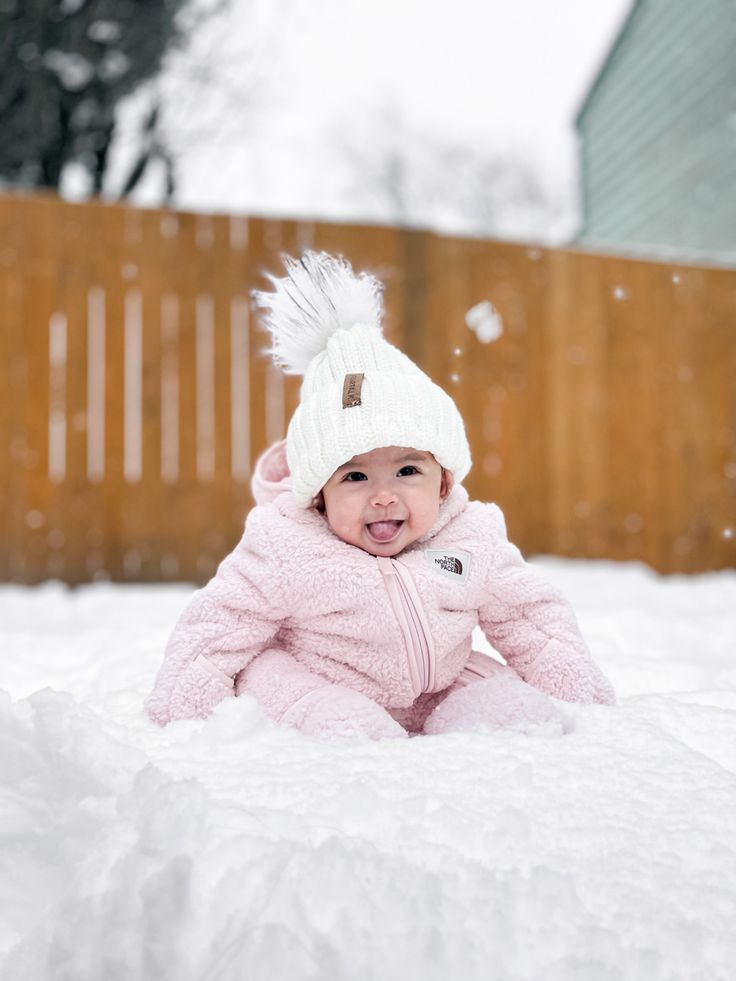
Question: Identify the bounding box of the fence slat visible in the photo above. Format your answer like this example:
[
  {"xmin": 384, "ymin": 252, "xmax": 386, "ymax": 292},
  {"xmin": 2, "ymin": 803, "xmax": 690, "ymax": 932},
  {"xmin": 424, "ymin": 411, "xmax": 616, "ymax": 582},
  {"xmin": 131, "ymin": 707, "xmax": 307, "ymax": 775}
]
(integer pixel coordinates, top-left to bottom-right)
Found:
[
  {"xmin": 0, "ymin": 197, "xmax": 27, "ymax": 579},
  {"xmin": 19, "ymin": 197, "xmax": 64, "ymax": 581},
  {"xmin": 56, "ymin": 200, "xmax": 95, "ymax": 583}
]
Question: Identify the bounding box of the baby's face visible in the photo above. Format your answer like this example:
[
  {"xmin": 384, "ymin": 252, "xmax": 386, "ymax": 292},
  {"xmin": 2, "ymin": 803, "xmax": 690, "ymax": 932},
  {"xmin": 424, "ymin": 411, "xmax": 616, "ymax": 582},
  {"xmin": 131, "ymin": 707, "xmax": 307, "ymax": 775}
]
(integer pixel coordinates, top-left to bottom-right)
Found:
[{"xmin": 320, "ymin": 446, "xmax": 450, "ymax": 557}]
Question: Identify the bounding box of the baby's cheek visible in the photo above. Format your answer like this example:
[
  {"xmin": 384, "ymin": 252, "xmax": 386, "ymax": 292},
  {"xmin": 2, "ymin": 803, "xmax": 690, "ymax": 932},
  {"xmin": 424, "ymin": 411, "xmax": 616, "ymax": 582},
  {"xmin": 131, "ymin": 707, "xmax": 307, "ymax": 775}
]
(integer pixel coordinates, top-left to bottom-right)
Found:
[{"xmin": 408, "ymin": 505, "xmax": 439, "ymax": 540}]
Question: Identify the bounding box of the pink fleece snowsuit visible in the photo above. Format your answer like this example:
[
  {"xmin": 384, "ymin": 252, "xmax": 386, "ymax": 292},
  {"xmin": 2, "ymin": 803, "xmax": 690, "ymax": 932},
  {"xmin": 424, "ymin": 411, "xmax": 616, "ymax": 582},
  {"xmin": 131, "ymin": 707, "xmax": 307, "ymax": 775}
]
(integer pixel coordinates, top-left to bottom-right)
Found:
[{"xmin": 146, "ymin": 441, "xmax": 615, "ymax": 737}]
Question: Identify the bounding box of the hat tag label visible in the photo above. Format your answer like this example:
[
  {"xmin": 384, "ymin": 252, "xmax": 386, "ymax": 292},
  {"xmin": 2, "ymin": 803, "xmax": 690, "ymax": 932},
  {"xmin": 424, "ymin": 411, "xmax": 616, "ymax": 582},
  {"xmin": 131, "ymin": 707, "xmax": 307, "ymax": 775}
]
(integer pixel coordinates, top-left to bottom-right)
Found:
[
  {"xmin": 424, "ymin": 549, "xmax": 470, "ymax": 584},
  {"xmin": 342, "ymin": 372, "xmax": 364, "ymax": 408}
]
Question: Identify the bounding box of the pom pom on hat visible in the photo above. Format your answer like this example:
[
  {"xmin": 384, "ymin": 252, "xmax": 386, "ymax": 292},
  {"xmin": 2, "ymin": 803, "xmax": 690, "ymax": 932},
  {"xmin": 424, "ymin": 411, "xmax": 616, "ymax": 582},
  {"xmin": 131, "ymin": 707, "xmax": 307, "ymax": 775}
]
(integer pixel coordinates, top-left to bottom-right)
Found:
[
  {"xmin": 252, "ymin": 252, "xmax": 384, "ymax": 375},
  {"xmin": 253, "ymin": 251, "xmax": 471, "ymax": 506}
]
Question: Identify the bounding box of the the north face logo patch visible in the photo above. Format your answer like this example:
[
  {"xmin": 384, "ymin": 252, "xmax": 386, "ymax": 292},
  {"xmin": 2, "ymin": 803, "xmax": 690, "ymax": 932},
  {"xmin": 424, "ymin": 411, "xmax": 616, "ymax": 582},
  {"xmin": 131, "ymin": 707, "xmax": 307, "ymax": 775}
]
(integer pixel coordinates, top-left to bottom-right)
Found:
[
  {"xmin": 435, "ymin": 556, "xmax": 463, "ymax": 576},
  {"xmin": 424, "ymin": 549, "xmax": 470, "ymax": 584}
]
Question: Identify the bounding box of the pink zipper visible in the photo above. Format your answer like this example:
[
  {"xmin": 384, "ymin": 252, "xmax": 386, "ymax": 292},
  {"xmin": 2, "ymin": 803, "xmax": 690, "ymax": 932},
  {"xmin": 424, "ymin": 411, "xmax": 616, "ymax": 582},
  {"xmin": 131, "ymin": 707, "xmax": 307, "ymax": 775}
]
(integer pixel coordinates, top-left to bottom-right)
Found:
[{"xmin": 377, "ymin": 556, "xmax": 436, "ymax": 696}]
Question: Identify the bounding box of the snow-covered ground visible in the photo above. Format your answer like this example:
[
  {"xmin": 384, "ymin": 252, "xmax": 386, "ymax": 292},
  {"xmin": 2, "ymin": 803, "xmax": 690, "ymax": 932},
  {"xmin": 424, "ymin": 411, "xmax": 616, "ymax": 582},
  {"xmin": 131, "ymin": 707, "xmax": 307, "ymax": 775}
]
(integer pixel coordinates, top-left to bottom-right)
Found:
[{"xmin": 2, "ymin": 557, "xmax": 736, "ymax": 980}]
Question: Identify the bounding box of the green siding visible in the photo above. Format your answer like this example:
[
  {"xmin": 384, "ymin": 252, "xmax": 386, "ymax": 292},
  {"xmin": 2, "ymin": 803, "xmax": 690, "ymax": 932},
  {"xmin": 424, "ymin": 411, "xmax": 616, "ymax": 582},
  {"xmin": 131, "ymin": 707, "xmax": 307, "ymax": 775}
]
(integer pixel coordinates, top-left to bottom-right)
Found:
[{"xmin": 576, "ymin": 0, "xmax": 736, "ymax": 262}]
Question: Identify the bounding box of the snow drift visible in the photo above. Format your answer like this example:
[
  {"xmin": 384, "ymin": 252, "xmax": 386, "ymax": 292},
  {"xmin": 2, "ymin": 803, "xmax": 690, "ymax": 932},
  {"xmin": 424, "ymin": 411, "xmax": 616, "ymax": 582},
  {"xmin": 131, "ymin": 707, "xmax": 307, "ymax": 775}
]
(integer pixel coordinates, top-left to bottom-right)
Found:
[{"xmin": 1, "ymin": 559, "xmax": 735, "ymax": 980}]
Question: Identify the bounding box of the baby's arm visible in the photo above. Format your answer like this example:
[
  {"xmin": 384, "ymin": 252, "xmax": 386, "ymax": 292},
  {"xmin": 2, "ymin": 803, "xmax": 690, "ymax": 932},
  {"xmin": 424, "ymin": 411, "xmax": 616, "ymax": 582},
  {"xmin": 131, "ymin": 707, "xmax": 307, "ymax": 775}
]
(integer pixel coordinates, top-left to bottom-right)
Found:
[
  {"xmin": 146, "ymin": 514, "xmax": 287, "ymax": 725},
  {"xmin": 477, "ymin": 505, "xmax": 615, "ymax": 705}
]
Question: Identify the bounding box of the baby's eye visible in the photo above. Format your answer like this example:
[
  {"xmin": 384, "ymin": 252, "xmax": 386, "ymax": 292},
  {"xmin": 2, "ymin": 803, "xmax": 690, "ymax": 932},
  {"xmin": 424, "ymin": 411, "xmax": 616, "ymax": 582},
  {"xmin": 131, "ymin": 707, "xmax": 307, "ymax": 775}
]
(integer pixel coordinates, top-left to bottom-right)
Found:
[
  {"xmin": 343, "ymin": 471, "xmax": 367, "ymax": 482},
  {"xmin": 397, "ymin": 465, "xmax": 420, "ymax": 476}
]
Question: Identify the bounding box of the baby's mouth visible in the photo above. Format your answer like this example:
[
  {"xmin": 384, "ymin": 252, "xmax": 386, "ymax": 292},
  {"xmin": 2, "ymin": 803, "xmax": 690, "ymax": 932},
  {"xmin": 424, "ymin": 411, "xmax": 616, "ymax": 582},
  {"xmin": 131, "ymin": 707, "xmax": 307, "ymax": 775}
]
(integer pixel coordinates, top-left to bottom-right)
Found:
[{"xmin": 366, "ymin": 520, "xmax": 404, "ymax": 543}]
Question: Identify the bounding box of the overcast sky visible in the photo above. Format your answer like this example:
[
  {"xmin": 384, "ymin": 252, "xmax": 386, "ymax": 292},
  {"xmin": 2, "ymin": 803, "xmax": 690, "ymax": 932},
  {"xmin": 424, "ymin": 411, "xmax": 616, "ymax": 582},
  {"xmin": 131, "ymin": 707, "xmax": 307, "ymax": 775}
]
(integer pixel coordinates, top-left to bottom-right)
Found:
[
  {"xmin": 135, "ymin": 0, "xmax": 634, "ymax": 238},
  {"xmin": 274, "ymin": 0, "xmax": 632, "ymax": 140}
]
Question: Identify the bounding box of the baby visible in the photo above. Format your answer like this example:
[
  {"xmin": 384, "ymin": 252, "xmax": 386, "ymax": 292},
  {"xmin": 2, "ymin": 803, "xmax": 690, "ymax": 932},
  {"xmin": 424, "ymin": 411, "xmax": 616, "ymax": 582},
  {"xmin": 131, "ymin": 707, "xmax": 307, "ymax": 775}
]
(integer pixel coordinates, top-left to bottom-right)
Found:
[{"xmin": 146, "ymin": 252, "xmax": 615, "ymax": 737}]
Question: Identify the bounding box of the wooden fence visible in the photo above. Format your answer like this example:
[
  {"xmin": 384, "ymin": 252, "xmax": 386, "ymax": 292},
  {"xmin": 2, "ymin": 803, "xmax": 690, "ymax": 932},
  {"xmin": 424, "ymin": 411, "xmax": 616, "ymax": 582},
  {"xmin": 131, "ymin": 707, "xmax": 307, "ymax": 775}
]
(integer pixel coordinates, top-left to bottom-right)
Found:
[{"xmin": 0, "ymin": 191, "xmax": 734, "ymax": 583}]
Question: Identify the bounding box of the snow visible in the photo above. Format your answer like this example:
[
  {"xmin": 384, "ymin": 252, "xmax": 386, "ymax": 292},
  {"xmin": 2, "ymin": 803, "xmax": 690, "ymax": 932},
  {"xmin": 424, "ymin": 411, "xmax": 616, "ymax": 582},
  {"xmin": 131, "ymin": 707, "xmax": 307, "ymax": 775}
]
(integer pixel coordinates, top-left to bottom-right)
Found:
[
  {"xmin": 465, "ymin": 300, "xmax": 504, "ymax": 344},
  {"xmin": 2, "ymin": 558, "xmax": 735, "ymax": 979}
]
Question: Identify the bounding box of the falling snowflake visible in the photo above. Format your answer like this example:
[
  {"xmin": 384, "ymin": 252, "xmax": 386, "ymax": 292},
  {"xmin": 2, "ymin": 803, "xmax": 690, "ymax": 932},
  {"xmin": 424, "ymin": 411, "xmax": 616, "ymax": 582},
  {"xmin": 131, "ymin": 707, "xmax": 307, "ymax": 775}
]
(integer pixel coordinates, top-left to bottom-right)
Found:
[{"xmin": 465, "ymin": 301, "xmax": 503, "ymax": 344}]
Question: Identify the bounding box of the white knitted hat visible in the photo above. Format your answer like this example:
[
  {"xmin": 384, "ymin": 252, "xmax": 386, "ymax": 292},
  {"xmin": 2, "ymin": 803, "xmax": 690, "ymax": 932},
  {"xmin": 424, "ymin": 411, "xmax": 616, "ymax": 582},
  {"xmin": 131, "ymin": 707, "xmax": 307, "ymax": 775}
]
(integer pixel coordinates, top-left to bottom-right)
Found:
[{"xmin": 253, "ymin": 251, "xmax": 471, "ymax": 506}]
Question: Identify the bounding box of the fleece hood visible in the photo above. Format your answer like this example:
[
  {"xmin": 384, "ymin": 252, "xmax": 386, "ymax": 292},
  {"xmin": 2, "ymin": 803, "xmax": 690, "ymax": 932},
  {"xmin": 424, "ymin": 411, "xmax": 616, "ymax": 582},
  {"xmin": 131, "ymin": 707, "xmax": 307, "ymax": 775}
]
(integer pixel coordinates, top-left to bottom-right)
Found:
[{"xmin": 251, "ymin": 440, "xmax": 291, "ymax": 506}]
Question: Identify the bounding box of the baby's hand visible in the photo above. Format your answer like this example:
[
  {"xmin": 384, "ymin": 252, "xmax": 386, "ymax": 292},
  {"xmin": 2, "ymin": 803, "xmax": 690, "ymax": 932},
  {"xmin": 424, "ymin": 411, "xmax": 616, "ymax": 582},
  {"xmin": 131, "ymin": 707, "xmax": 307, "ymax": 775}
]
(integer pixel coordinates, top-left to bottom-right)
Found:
[{"xmin": 525, "ymin": 647, "xmax": 616, "ymax": 706}]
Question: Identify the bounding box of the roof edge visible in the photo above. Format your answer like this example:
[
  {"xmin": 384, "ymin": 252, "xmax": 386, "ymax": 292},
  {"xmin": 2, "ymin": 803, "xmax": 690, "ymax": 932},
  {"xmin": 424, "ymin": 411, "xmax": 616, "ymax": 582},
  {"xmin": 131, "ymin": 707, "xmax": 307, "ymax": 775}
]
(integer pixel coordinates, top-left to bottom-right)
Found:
[{"xmin": 574, "ymin": 0, "xmax": 643, "ymax": 129}]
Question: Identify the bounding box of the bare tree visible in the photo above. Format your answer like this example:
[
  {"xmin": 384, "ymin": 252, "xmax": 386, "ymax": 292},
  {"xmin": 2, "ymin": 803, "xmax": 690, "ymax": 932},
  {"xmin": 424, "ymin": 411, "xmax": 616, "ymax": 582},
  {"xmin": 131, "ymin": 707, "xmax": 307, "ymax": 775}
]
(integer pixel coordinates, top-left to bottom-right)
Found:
[
  {"xmin": 336, "ymin": 105, "xmax": 562, "ymax": 241},
  {"xmin": 107, "ymin": 0, "xmax": 283, "ymax": 204},
  {"xmin": 0, "ymin": 0, "xmax": 204, "ymax": 197}
]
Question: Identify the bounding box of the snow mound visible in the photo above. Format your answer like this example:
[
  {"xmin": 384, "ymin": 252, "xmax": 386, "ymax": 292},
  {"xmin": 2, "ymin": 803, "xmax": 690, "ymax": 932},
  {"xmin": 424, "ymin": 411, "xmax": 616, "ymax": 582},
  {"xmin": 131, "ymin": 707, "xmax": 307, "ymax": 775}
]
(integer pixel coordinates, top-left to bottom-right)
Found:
[{"xmin": 1, "ymin": 562, "xmax": 735, "ymax": 980}]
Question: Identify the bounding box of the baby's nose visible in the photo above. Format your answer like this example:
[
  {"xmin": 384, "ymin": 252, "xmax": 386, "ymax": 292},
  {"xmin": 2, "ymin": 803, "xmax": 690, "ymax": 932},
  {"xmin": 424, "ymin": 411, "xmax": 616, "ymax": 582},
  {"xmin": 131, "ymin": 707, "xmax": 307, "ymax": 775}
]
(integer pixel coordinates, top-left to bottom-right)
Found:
[{"xmin": 371, "ymin": 483, "xmax": 398, "ymax": 506}]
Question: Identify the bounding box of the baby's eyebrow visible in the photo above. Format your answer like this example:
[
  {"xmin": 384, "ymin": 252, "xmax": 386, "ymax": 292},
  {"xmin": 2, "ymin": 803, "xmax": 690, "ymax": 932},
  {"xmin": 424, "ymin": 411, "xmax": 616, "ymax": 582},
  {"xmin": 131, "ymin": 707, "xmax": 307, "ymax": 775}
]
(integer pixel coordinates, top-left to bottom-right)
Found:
[{"xmin": 395, "ymin": 453, "xmax": 430, "ymax": 465}]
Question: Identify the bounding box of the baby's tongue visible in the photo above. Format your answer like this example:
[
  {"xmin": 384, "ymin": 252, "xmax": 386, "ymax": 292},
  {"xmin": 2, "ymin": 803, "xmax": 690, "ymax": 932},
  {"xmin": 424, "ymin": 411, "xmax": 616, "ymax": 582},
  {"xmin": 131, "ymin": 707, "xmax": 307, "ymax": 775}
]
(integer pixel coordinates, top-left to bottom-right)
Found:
[{"xmin": 368, "ymin": 520, "xmax": 402, "ymax": 542}]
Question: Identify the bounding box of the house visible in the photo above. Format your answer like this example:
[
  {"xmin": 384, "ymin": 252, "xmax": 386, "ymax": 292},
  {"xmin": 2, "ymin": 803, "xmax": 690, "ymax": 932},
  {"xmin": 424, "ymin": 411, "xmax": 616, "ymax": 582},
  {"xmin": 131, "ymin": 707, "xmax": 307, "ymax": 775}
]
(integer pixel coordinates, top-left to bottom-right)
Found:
[{"xmin": 575, "ymin": 0, "xmax": 736, "ymax": 263}]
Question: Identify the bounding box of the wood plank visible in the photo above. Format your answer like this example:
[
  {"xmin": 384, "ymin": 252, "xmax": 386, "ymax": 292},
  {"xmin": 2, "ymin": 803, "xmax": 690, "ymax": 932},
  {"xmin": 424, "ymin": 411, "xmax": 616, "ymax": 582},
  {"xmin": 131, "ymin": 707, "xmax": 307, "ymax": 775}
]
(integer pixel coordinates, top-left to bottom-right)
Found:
[
  {"xmin": 56, "ymin": 198, "xmax": 96, "ymax": 584},
  {"xmin": 694, "ymin": 266, "xmax": 736, "ymax": 570},
  {"xmin": 116, "ymin": 205, "xmax": 163, "ymax": 581},
  {"xmin": 603, "ymin": 256, "xmax": 664, "ymax": 567},
  {"xmin": 0, "ymin": 196, "xmax": 28, "ymax": 580},
  {"xmin": 172, "ymin": 208, "xmax": 204, "ymax": 582},
  {"xmin": 543, "ymin": 248, "xmax": 576, "ymax": 558},
  {"xmin": 655, "ymin": 264, "xmax": 704, "ymax": 573},
  {"xmin": 16, "ymin": 195, "xmax": 61, "ymax": 583},
  {"xmin": 468, "ymin": 239, "xmax": 552, "ymax": 554},
  {"xmin": 96, "ymin": 201, "xmax": 128, "ymax": 581},
  {"xmin": 546, "ymin": 250, "xmax": 611, "ymax": 561},
  {"xmin": 156, "ymin": 207, "xmax": 186, "ymax": 580}
]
